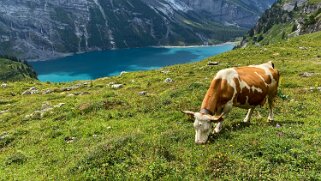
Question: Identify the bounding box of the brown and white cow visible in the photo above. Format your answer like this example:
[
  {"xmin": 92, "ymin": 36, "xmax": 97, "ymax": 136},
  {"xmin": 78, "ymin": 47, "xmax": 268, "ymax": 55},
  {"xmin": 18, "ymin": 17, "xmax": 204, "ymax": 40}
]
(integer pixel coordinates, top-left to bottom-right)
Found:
[{"xmin": 184, "ymin": 61, "xmax": 280, "ymax": 144}]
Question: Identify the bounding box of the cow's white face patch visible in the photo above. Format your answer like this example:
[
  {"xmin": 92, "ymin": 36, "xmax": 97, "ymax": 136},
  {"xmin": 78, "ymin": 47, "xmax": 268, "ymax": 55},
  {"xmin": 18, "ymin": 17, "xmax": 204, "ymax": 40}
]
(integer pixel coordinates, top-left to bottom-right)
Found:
[{"xmin": 193, "ymin": 113, "xmax": 213, "ymax": 144}]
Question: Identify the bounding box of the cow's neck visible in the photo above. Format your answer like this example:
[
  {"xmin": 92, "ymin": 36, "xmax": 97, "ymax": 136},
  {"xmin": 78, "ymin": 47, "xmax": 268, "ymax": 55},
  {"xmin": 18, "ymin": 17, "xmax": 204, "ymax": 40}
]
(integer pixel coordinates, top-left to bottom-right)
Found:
[
  {"xmin": 200, "ymin": 108, "xmax": 213, "ymax": 115},
  {"xmin": 200, "ymin": 88, "xmax": 218, "ymax": 116},
  {"xmin": 200, "ymin": 78, "xmax": 223, "ymax": 116}
]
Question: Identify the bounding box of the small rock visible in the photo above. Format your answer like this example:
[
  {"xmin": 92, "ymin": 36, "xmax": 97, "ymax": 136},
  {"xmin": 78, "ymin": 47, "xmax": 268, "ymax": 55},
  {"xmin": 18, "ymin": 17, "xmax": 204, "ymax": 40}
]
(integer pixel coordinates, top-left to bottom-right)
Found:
[
  {"xmin": 309, "ymin": 87, "xmax": 315, "ymax": 92},
  {"xmin": 0, "ymin": 110, "xmax": 8, "ymax": 115},
  {"xmin": 272, "ymin": 53, "xmax": 280, "ymax": 56},
  {"xmin": 107, "ymin": 82, "xmax": 115, "ymax": 86},
  {"xmin": 111, "ymin": 84, "xmax": 124, "ymax": 89},
  {"xmin": 64, "ymin": 136, "xmax": 76, "ymax": 143},
  {"xmin": 83, "ymin": 82, "xmax": 89, "ymax": 86},
  {"xmin": 0, "ymin": 132, "xmax": 9, "ymax": 139},
  {"xmin": 41, "ymin": 102, "xmax": 52, "ymax": 111},
  {"xmin": 161, "ymin": 70, "xmax": 170, "ymax": 74},
  {"xmin": 42, "ymin": 89, "xmax": 52, "ymax": 94},
  {"xmin": 299, "ymin": 72, "xmax": 314, "ymax": 77},
  {"xmin": 207, "ymin": 62, "xmax": 219, "ymax": 66},
  {"xmin": 1, "ymin": 83, "xmax": 7, "ymax": 88},
  {"xmin": 81, "ymin": 92, "xmax": 90, "ymax": 95},
  {"xmin": 138, "ymin": 91, "xmax": 147, "ymax": 96},
  {"xmin": 61, "ymin": 87, "xmax": 72, "ymax": 92},
  {"xmin": 164, "ymin": 78, "xmax": 173, "ymax": 83},
  {"xmin": 67, "ymin": 93, "xmax": 75, "ymax": 97},
  {"xmin": 276, "ymin": 123, "xmax": 281, "ymax": 128},
  {"xmin": 54, "ymin": 103, "xmax": 65, "ymax": 108},
  {"xmin": 22, "ymin": 87, "xmax": 39, "ymax": 95},
  {"xmin": 317, "ymin": 87, "xmax": 321, "ymax": 92},
  {"xmin": 120, "ymin": 71, "xmax": 129, "ymax": 76},
  {"xmin": 299, "ymin": 46, "xmax": 307, "ymax": 50},
  {"xmin": 106, "ymin": 126, "xmax": 112, "ymax": 130}
]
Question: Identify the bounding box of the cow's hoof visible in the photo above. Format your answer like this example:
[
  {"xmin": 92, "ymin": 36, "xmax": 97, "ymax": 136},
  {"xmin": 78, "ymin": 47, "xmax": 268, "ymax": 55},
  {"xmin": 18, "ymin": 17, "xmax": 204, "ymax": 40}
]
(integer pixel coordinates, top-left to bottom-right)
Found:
[
  {"xmin": 213, "ymin": 128, "xmax": 221, "ymax": 134},
  {"xmin": 267, "ymin": 119, "xmax": 274, "ymax": 123}
]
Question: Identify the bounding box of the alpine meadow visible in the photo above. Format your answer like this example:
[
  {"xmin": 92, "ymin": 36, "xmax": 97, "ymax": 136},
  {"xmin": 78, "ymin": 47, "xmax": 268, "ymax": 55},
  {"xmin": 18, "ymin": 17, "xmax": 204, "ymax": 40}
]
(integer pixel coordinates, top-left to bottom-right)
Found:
[{"xmin": 1, "ymin": 0, "xmax": 321, "ymax": 180}]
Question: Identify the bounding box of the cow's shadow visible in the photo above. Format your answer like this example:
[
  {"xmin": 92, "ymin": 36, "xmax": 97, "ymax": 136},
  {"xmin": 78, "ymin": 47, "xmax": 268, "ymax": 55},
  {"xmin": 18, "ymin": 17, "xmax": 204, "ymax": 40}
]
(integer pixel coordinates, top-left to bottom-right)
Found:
[
  {"xmin": 207, "ymin": 119, "xmax": 304, "ymax": 143},
  {"xmin": 208, "ymin": 122, "xmax": 251, "ymax": 142}
]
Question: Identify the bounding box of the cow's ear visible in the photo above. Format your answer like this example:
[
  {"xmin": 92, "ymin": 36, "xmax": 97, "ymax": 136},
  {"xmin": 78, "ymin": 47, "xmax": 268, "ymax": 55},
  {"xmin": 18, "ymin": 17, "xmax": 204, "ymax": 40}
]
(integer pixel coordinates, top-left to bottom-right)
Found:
[
  {"xmin": 208, "ymin": 115, "xmax": 223, "ymax": 123},
  {"xmin": 182, "ymin": 111, "xmax": 195, "ymax": 119}
]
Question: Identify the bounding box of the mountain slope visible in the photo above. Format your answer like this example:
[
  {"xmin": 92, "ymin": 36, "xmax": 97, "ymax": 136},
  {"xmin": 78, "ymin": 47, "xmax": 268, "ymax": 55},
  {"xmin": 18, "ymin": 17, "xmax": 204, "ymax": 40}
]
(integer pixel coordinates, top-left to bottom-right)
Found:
[
  {"xmin": 0, "ymin": 0, "xmax": 275, "ymax": 60},
  {"xmin": 0, "ymin": 31, "xmax": 320, "ymax": 179},
  {"xmin": 240, "ymin": 0, "xmax": 321, "ymax": 46},
  {"xmin": 0, "ymin": 56, "xmax": 37, "ymax": 81}
]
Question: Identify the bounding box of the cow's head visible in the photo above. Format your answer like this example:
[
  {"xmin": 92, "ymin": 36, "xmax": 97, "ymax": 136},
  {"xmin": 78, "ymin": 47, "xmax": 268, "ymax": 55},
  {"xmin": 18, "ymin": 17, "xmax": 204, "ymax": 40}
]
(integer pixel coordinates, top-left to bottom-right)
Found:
[{"xmin": 183, "ymin": 111, "xmax": 222, "ymax": 144}]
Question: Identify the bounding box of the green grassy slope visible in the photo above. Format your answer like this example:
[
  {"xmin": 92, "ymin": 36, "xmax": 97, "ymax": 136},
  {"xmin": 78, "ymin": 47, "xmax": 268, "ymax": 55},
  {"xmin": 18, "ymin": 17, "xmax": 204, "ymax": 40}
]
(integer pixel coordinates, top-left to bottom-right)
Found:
[
  {"xmin": 0, "ymin": 31, "xmax": 321, "ymax": 180},
  {"xmin": 0, "ymin": 57, "xmax": 37, "ymax": 82}
]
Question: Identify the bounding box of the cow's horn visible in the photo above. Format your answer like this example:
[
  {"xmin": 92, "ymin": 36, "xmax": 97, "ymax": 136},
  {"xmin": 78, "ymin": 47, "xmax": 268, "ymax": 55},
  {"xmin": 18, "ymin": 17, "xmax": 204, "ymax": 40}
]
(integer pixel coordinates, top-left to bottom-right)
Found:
[
  {"xmin": 182, "ymin": 110, "xmax": 195, "ymax": 116},
  {"xmin": 208, "ymin": 115, "xmax": 223, "ymax": 123}
]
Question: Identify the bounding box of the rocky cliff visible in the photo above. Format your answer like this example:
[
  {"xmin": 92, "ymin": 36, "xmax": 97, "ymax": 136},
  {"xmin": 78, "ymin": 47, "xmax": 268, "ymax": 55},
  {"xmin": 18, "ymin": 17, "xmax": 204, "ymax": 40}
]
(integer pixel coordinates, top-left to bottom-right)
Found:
[
  {"xmin": 0, "ymin": 0, "xmax": 275, "ymax": 60},
  {"xmin": 240, "ymin": 0, "xmax": 321, "ymax": 46}
]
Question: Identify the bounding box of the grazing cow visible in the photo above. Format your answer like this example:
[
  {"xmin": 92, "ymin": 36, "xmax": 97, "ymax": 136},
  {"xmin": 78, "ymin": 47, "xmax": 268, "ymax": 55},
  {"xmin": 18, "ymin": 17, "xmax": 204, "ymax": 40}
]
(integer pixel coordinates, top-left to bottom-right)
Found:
[{"xmin": 184, "ymin": 61, "xmax": 280, "ymax": 144}]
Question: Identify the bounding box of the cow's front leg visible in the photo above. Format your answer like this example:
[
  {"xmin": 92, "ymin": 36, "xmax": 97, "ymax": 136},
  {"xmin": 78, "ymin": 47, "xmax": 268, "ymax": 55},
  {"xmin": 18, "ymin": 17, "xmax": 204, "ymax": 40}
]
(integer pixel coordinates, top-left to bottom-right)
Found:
[
  {"xmin": 243, "ymin": 108, "xmax": 254, "ymax": 123},
  {"xmin": 213, "ymin": 121, "xmax": 223, "ymax": 134}
]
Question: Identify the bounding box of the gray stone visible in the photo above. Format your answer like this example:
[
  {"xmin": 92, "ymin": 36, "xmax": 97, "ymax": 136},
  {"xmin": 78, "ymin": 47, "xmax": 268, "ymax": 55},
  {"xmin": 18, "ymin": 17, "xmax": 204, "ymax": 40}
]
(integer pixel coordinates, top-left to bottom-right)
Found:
[
  {"xmin": 22, "ymin": 87, "xmax": 39, "ymax": 95},
  {"xmin": 0, "ymin": 110, "xmax": 8, "ymax": 115},
  {"xmin": 54, "ymin": 103, "xmax": 65, "ymax": 108},
  {"xmin": 1, "ymin": 83, "xmax": 7, "ymax": 88},
  {"xmin": 164, "ymin": 78, "xmax": 173, "ymax": 83},
  {"xmin": 120, "ymin": 71, "xmax": 129, "ymax": 76},
  {"xmin": 207, "ymin": 62, "xmax": 219, "ymax": 66},
  {"xmin": 139, "ymin": 91, "xmax": 147, "ymax": 96},
  {"xmin": 65, "ymin": 136, "xmax": 77, "ymax": 143},
  {"xmin": 41, "ymin": 103, "xmax": 52, "ymax": 111},
  {"xmin": 299, "ymin": 72, "xmax": 314, "ymax": 77},
  {"xmin": 161, "ymin": 70, "xmax": 170, "ymax": 74},
  {"xmin": 42, "ymin": 89, "xmax": 52, "ymax": 94},
  {"xmin": 111, "ymin": 84, "xmax": 124, "ymax": 89}
]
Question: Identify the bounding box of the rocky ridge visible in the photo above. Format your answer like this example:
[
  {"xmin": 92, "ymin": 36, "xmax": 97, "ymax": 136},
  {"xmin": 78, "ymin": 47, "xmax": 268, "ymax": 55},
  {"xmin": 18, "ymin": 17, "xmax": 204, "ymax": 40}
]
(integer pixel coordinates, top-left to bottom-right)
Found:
[{"xmin": 0, "ymin": 0, "xmax": 275, "ymax": 60}]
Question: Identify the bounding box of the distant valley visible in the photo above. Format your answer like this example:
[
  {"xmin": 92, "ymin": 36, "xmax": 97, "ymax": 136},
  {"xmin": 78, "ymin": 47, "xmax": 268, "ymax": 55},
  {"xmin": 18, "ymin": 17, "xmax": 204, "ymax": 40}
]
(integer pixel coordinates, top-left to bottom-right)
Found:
[{"xmin": 0, "ymin": 0, "xmax": 275, "ymax": 60}]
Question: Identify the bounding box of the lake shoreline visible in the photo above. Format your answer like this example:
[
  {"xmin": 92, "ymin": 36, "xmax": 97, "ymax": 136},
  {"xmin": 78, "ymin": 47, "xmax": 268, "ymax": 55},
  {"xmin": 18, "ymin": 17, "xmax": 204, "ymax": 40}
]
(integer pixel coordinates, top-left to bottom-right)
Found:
[
  {"xmin": 27, "ymin": 42, "xmax": 237, "ymax": 62},
  {"xmin": 30, "ymin": 45, "xmax": 235, "ymax": 82}
]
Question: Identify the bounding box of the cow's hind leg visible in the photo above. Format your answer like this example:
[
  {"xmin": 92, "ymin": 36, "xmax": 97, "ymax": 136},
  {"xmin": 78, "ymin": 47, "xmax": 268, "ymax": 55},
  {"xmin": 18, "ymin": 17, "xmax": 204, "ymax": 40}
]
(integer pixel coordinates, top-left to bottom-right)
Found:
[
  {"xmin": 243, "ymin": 108, "xmax": 254, "ymax": 123},
  {"xmin": 267, "ymin": 97, "xmax": 274, "ymax": 122}
]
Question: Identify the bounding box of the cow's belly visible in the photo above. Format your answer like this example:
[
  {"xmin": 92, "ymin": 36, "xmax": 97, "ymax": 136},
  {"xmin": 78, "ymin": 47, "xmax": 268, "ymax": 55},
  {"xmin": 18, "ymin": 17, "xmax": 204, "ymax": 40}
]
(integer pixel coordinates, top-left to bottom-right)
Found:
[{"xmin": 233, "ymin": 91, "xmax": 267, "ymax": 108}]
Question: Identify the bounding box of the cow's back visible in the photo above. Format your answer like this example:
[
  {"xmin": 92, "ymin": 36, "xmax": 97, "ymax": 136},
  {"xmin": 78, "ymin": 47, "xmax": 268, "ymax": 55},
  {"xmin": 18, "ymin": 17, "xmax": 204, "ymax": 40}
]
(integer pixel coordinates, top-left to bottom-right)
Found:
[
  {"xmin": 234, "ymin": 62, "xmax": 279, "ymax": 108},
  {"xmin": 201, "ymin": 62, "xmax": 279, "ymax": 112}
]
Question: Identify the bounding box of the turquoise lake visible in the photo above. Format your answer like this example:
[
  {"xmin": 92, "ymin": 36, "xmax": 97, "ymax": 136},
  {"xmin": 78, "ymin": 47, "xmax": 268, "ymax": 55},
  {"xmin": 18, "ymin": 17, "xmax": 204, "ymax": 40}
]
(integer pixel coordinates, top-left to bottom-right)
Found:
[{"xmin": 30, "ymin": 44, "xmax": 234, "ymax": 82}]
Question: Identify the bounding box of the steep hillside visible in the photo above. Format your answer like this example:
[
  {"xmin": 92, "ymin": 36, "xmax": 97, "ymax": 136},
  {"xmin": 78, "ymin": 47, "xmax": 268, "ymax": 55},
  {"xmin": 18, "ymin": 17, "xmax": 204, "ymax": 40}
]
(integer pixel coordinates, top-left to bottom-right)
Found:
[
  {"xmin": 0, "ymin": 31, "xmax": 320, "ymax": 179},
  {"xmin": 0, "ymin": 0, "xmax": 275, "ymax": 60},
  {"xmin": 240, "ymin": 0, "xmax": 321, "ymax": 46},
  {"xmin": 0, "ymin": 56, "xmax": 37, "ymax": 81}
]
